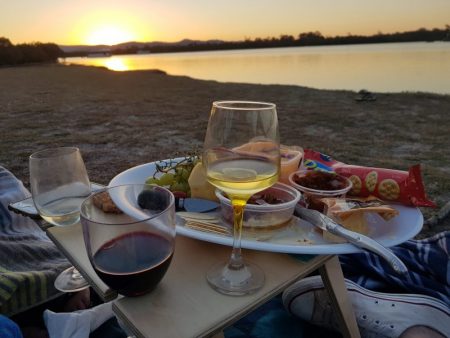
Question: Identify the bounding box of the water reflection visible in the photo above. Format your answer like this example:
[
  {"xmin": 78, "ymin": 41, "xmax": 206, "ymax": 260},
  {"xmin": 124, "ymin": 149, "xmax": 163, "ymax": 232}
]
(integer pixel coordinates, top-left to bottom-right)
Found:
[
  {"xmin": 74, "ymin": 56, "xmax": 130, "ymax": 71},
  {"xmin": 63, "ymin": 42, "xmax": 450, "ymax": 94},
  {"xmin": 104, "ymin": 58, "xmax": 129, "ymax": 71}
]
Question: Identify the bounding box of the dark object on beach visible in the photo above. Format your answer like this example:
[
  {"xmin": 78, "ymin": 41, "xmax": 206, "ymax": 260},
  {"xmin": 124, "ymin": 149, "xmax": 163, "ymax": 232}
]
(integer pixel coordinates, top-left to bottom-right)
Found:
[{"xmin": 355, "ymin": 89, "xmax": 377, "ymax": 102}]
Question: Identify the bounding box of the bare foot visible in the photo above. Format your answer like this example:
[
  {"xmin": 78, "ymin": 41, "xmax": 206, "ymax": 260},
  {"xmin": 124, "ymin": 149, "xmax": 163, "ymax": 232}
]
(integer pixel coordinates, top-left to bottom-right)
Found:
[{"xmin": 63, "ymin": 288, "xmax": 91, "ymax": 312}]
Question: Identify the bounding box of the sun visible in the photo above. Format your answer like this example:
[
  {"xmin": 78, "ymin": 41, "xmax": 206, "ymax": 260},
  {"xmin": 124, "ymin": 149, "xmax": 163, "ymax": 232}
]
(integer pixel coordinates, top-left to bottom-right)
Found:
[
  {"xmin": 86, "ymin": 25, "xmax": 135, "ymax": 45},
  {"xmin": 71, "ymin": 10, "xmax": 151, "ymax": 46}
]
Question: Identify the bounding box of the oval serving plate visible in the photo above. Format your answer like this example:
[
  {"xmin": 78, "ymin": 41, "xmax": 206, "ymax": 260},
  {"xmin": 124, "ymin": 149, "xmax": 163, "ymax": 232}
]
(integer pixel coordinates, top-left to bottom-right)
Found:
[{"xmin": 109, "ymin": 159, "xmax": 423, "ymax": 255}]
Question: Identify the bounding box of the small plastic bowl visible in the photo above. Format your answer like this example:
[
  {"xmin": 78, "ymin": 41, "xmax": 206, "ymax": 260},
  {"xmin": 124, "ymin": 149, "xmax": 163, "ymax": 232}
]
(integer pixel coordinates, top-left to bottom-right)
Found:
[
  {"xmin": 215, "ymin": 182, "xmax": 301, "ymax": 229},
  {"xmin": 288, "ymin": 170, "xmax": 352, "ymax": 211}
]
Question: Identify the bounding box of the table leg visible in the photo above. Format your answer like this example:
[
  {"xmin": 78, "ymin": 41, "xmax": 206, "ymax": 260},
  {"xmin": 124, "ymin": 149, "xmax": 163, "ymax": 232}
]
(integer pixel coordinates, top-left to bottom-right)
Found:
[{"xmin": 319, "ymin": 256, "xmax": 360, "ymax": 338}]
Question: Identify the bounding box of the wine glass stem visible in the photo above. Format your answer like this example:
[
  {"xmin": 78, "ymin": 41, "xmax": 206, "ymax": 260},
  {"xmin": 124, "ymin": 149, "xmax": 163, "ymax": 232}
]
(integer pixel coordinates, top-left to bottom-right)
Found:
[
  {"xmin": 229, "ymin": 201, "xmax": 245, "ymax": 269},
  {"xmin": 71, "ymin": 268, "xmax": 84, "ymax": 280}
]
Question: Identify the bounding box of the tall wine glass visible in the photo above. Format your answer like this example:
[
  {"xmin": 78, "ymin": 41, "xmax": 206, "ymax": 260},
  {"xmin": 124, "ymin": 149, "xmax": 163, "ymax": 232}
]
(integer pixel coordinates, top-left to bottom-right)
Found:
[
  {"xmin": 203, "ymin": 101, "xmax": 280, "ymax": 295},
  {"xmin": 30, "ymin": 147, "xmax": 92, "ymax": 292}
]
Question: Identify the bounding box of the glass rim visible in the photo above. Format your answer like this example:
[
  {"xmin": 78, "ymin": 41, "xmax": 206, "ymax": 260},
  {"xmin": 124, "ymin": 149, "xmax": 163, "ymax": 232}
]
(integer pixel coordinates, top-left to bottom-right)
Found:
[
  {"xmin": 212, "ymin": 100, "xmax": 276, "ymax": 110},
  {"xmin": 30, "ymin": 146, "xmax": 80, "ymax": 160},
  {"xmin": 80, "ymin": 184, "xmax": 175, "ymax": 226}
]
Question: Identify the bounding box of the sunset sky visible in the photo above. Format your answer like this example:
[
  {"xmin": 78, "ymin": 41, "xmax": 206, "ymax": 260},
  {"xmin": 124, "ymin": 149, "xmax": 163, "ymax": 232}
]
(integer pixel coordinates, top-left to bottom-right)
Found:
[{"xmin": 1, "ymin": 0, "xmax": 449, "ymax": 46}]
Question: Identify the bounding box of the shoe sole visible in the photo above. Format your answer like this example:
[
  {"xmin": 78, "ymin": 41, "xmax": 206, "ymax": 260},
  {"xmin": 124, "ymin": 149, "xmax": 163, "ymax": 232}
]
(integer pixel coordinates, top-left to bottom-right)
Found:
[{"xmin": 283, "ymin": 276, "xmax": 450, "ymax": 337}]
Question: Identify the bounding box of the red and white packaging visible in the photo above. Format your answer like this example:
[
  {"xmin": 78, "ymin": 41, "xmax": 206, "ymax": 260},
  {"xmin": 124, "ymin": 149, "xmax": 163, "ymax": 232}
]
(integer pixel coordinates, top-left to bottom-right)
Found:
[{"xmin": 303, "ymin": 149, "xmax": 436, "ymax": 208}]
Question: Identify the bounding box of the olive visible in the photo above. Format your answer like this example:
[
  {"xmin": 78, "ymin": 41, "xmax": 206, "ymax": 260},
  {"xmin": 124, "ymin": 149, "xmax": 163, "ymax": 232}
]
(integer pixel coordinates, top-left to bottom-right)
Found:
[{"xmin": 137, "ymin": 190, "xmax": 165, "ymax": 211}]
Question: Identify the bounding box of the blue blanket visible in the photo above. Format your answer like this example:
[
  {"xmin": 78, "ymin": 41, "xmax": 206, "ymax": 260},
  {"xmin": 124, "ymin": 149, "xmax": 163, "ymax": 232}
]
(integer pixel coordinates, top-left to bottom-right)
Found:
[
  {"xmin": 340, "ymin": 231, "xmax": 450, "ymax": 306},
  {"xmin": 0, "ymin": 315, "xmax": 22, "ymax": 338}
]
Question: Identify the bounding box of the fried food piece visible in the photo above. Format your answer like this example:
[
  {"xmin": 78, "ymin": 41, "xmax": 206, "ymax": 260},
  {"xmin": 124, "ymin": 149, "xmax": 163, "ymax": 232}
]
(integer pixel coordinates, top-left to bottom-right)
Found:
[{"xmin": 93, "ymin": 191, "xmax": 123, "ymax": 214}]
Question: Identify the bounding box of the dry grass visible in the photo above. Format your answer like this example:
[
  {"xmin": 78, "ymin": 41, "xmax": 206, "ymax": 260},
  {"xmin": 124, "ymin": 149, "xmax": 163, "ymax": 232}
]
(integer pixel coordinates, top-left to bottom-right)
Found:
[{"xmin": 1, "ymin": 64, "xmax": 449, "ymax": 236}]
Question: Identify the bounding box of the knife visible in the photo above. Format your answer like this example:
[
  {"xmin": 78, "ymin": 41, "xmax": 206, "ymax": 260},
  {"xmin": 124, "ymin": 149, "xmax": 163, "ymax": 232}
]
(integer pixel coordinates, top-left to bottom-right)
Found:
[{"xmin": 295, "ymin": 206, "xmax": 408, "ymax": 275}]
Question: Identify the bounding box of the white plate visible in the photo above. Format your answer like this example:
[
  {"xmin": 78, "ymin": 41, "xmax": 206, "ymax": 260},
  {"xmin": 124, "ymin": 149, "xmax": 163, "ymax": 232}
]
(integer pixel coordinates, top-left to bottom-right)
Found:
[{"xmin": 109, "ymin": 160, "xmax": 423, "ymax": 254}]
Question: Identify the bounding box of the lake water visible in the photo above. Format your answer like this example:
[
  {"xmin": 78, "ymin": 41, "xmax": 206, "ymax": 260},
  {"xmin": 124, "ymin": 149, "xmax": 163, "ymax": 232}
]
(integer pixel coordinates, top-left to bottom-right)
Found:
[{"xmin": 63, "ymin": 42, "xmax": 450, "ymax": 94}]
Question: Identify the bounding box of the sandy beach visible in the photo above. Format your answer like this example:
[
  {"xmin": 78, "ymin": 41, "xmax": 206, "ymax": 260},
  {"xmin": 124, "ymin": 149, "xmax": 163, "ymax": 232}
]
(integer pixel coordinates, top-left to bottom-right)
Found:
[{"xmin": 0, "ymin": 64, "xmax": 449, "ymax": 235}]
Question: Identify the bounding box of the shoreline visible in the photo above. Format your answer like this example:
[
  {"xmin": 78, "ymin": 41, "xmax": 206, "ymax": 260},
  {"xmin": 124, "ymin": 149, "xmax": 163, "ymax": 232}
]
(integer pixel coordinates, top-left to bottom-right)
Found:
[
  {"xmin": 60, "ymin": 41, "xmax": 450, "ymax": 95},
  {"xmin": 0, "ymin": 64, "xmax": 449, "ymax": 236},
  {"xmin": 62, "ymin": 59, "xmax": 450, "ymax": 96},
  {"xmin": 61, "ymin": 59, "xmax": 450, "ymax": 96}
]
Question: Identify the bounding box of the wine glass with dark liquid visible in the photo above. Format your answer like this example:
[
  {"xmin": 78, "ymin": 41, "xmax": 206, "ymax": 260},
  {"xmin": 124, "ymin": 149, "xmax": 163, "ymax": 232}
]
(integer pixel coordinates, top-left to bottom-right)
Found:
[
  {"xmin": 80, "ymin": 184, "xmax": 176, "ymax": 296},
  {"xmin": 203, "ymin": 101, "xmax": 280, "ymax": 295},
  {"xmin": 29, "ymin": 147, "xmax": 92, "ymax": 292}
]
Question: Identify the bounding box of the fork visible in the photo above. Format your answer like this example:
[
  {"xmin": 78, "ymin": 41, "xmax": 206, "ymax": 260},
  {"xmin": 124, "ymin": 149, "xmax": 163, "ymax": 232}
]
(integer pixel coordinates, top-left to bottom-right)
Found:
[
  {"xmin": 184, "ymin": 220, "xmax": 231, "ymax": 235},
  {"xmin": 177, "ymin": 211, "xmax": 220, "ymax": 223},
  {"xmin": 177, "ymin": 212, "xmax": 230, "ymax": 235}
]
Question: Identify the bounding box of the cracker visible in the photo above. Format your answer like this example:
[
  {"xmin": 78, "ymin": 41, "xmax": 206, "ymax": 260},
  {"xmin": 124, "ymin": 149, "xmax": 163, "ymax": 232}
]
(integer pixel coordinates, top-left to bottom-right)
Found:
[
  {"xmin": 348, "ymin": 175, "xmax": 362, "ymax": 195},
  {"xmin": 378, "ymin": 179, "xmax": 400, "ymax": 200},
  {"xmin": 93, "ymin": 191, "xmax": 123, "ymax": 214},
  {"xmin": 365, "ymin": 171, "xmax": 378, "ymax": 192}
]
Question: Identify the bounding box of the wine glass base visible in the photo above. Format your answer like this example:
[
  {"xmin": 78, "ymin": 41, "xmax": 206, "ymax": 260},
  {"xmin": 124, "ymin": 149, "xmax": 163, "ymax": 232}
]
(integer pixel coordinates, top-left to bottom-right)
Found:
[
  {"xmin": 54, "ymin": 266, "xmax": 89, "ymax": 293},
  {"xmin": 206, "ymin": 260, "xmax": 265, "ymax": 296}
]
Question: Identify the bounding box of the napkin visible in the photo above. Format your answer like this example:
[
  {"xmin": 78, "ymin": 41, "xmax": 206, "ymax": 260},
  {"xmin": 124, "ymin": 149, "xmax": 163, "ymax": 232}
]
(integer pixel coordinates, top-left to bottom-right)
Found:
[{"xmin": 43, "ymin": 302, "xmax": 114, "ymax": 338}]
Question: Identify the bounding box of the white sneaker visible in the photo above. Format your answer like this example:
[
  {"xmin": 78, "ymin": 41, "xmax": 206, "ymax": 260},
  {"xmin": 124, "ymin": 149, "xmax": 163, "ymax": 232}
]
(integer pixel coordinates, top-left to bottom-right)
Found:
[{"xmin": 282, "ymin": 276, "xmax": 450, "ymax": 338}]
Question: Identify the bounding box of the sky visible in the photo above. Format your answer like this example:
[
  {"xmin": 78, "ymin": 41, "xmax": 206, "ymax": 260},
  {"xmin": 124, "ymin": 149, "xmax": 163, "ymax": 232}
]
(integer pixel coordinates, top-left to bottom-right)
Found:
[{"xmin": 1, "ymin": 0, "xmax": 449, "ymax": 46}]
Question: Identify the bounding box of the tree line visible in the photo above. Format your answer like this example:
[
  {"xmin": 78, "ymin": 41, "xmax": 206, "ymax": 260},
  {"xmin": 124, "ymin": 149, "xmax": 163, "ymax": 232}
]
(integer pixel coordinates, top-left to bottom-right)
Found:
[
  {"xmin": 112, "ymin": 26, "xmax": 450, "ymax": 55},
  {"xmin": 0, "ymin": 37, "xmax": 63, "ymax": 66}
]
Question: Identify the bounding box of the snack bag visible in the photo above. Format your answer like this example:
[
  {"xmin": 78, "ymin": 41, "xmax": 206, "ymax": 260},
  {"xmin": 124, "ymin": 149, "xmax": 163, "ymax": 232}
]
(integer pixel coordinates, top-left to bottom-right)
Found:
[
  {"xmin": 303, "ymin": 149, "xmax": 436, "ymax": 207},
  {"xmin": 321, "ymin": 197, "xmax": 399, "ymax": 243}
]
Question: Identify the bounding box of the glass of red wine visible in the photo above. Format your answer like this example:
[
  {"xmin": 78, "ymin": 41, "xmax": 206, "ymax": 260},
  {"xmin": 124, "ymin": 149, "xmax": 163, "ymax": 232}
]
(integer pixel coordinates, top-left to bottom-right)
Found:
[{"xmin": 80, "ymin": 184, "xmax": 176, "ymax": 297}]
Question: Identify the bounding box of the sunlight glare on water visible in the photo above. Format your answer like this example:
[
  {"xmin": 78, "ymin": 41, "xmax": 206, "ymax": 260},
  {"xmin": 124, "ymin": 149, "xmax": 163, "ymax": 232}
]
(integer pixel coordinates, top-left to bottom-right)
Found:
[{"xmin": 104, "ymin": 58, "xmax": 129, "ymax": 71}]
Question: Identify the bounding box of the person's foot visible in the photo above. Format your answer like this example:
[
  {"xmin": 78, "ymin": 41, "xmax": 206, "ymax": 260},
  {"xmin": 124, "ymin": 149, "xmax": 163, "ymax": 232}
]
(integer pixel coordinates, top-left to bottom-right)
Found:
[{"xmin": 282, "ymin": 276, "xmax": 450, "ymax": 338}]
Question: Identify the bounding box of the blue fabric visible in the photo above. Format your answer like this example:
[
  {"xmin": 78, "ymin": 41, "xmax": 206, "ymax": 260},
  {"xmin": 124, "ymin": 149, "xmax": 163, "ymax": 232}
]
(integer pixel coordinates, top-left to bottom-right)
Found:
[
  {"xmin": 224, "ymin": 294, "xmax": 340, "ymax": 338},
  {"xmin": 0, "ymin": 315, "xmax": 23, "ymax": 338},
  {"xmin": 339, "ymin": 231, "xmax": 450, "ymax": 306}
]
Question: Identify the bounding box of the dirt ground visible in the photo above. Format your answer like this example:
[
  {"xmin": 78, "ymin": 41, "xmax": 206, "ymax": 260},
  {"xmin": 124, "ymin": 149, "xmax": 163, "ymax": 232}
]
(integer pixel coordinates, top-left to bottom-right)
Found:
[{"xmin": 1, "ymin": 64, "xmax": 449, "ymax": 237}]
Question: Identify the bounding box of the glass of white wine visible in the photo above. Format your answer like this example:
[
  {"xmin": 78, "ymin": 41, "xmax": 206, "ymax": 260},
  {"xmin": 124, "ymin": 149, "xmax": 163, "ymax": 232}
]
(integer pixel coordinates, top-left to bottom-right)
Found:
[
  {"xmin": 29, "ymin": 147, "xmax": 92, "ymax": 292},
  {"xmin": 203, "ymin": 101, "xmax": 280, "ymax": 295}
]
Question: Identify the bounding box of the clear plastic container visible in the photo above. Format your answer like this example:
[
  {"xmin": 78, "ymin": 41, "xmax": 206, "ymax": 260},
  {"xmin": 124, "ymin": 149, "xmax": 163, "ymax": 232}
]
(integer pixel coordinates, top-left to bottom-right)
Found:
[
  {"xmin": 279, "ymin": 145, "xmax": 303, "ymax": 184},
  {"xmin": 288, "ymin": 170, "xmax": 352, "ymax": 211},
  {"xmin": 215, "ymin": 182, "xmax": 301, "ymax": 228}
]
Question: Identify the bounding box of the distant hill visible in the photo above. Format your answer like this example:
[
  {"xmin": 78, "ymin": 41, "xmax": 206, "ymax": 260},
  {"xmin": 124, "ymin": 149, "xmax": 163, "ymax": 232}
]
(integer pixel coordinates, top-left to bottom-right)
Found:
[
  {"xmin": 59, "ymin": 39, "xmax": 225, "ymax": 54},
  {"xmin": 59, "ymin": 44, "xmax": 111, "ymax": 53}
]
